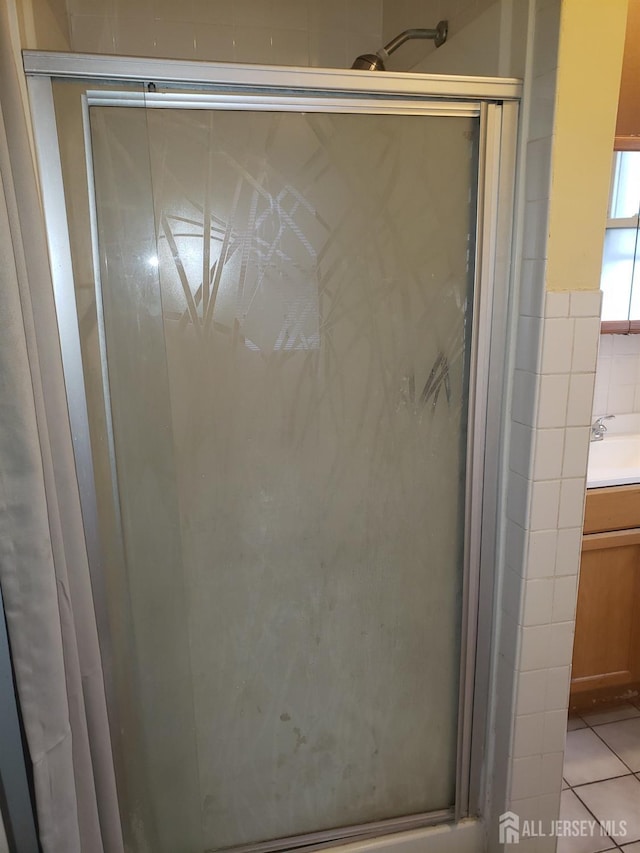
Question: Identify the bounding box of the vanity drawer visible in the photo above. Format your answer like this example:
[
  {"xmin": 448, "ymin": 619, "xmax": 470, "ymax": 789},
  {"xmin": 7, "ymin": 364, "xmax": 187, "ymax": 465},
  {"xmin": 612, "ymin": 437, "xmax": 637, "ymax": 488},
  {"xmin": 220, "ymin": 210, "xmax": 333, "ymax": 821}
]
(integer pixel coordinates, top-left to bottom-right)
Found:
[{"xmin": 584, "ymin": 484, "xmax": 640, "ymax": 534}]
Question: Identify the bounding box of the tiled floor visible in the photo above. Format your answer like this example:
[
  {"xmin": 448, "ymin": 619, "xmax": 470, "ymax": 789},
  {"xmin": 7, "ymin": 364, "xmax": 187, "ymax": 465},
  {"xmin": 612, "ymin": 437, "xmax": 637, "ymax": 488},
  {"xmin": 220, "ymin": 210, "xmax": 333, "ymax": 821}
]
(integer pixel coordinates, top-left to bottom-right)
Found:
[{"xmin": 560, "ymin": 701, "xmax": 640, "ymax": 852}]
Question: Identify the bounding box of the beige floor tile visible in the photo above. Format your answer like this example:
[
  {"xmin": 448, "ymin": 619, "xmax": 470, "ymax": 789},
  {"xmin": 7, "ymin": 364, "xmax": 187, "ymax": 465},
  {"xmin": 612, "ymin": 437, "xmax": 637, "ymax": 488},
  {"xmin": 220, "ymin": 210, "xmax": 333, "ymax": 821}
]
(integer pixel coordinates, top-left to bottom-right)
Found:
[
  {"xmin": 575, "ymin": 775, "xmax": 640, "ymax": 844},
  {"xmin": 621, "ymin": 842, "xmax": 640, "ymax": 851},
  {"xmin": 563, "ymin": 728, "xmax": 629, "ymax": 786},
  {"xmin": 595, "ymin": 718, "xmax": 640, "ymax": 772},
  {"xmin": 582, "ymin": 704, "xmax": 640, "ymax": 727},
  {"xmin": 556, "ymin": 790, "xmax": 616, "ymax": 853},
  {"xmin": 568, "ymin": 716, "xmax": 587, "ymax": 731}
]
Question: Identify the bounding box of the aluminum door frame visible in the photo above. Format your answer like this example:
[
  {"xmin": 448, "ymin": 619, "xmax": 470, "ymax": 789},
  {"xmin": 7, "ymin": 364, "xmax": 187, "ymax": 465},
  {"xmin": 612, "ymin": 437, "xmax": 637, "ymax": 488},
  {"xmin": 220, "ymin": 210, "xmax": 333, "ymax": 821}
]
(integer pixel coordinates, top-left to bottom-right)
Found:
[{"xmin": 23, "ymin": 51, "xmax": 520, "ymax": 846}]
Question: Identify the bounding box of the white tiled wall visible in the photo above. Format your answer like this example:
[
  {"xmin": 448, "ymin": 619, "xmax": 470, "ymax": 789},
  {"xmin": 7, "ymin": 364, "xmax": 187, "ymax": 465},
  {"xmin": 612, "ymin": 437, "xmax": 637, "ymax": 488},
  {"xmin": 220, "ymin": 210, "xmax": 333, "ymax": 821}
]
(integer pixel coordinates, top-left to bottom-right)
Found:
[
  {"xmin": 66, "ymin": 0, "xmax": 383, "ymax": 68},
  {"xmin": 492, "ymin": 290, "xmax": 601, "ymax": 852},
  {"xmin": 381, "ymin": 0, "xmax": 496, "ymax": 71},
  {"xmin": 481, "ymin": 0, "xmax": 608, "ymax": 847},
  {"xmin": 592, "ymin": 333, "xmax": 640, "ymax": 417}
]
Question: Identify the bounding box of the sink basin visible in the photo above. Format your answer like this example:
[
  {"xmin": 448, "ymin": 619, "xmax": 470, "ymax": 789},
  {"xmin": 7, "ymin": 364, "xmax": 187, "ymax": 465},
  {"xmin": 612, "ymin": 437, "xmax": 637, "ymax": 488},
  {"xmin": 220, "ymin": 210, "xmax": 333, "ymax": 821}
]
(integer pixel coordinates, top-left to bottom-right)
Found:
[{"xmin": 588, "ymin": 433, "xmax": 640, "ymax": 488}]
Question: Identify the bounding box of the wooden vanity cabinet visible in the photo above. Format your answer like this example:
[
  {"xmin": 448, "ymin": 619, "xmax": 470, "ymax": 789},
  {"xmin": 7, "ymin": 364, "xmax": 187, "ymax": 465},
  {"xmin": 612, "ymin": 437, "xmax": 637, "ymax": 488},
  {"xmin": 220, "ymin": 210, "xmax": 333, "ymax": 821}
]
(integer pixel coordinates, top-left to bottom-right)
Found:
[
  {"xmin": 570, "ymin": 485, "xmax": 640, "ymax": 707},
  {"xmin": 616, "ymin": 0, "xmax": 640, "ymax": 151}
]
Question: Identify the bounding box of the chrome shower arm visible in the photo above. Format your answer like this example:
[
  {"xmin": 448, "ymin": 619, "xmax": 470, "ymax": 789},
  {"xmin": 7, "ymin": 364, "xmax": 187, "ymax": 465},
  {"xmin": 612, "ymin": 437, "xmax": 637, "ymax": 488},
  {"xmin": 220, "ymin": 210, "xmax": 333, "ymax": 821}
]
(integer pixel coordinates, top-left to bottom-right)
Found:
[
  {"xmin": 351, "ymin": 21, "xmax": 448, "ymax": 71},
  {"xmin": 380, "ymin": 23, "xmax": 448, "ymax": 59}
]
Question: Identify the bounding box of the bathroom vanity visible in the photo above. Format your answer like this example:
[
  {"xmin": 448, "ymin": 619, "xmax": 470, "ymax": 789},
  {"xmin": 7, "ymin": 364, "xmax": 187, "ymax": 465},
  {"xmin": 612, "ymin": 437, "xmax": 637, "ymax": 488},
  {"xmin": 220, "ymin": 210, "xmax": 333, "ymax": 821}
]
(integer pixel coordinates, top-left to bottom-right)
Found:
[{"xmin": 570, "ymin": 423, "xmax": 640, "ymax": 710}]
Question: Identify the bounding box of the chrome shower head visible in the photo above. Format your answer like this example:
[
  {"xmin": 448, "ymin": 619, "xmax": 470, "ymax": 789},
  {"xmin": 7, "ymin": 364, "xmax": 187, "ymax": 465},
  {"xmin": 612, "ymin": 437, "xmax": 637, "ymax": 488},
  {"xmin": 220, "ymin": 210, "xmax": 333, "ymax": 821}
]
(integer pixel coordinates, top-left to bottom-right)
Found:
[
  {"xmin": 351, "ymin": 53, "xmax": 386, "ymax": 72},
  {"xmin": 351, "ymin": 21, "xmax": 448, "ymax": 71}
]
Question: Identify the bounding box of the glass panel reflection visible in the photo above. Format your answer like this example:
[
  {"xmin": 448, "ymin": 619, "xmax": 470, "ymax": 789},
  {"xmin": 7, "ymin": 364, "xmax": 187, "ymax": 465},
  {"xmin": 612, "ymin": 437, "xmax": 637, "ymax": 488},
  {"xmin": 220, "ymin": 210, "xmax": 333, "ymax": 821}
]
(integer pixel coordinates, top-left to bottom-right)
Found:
[{"xmin": 89, "ymin": 105, "xmax": 478, "ymax": 851}]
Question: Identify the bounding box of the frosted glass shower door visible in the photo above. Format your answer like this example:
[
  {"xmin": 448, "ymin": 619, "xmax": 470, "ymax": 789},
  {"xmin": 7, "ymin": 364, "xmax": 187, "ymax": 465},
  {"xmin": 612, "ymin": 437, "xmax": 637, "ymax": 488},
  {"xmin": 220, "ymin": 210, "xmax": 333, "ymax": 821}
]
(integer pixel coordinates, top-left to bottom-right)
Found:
[{"xmin": 87, "ymin": 102, "xmax": 479, "ymax": 852}]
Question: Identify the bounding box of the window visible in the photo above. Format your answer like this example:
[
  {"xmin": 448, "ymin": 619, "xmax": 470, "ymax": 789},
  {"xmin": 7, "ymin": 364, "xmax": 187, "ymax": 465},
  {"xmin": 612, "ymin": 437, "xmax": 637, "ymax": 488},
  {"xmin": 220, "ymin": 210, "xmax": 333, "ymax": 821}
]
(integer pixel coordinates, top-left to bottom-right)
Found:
[{"xmin": 601, "ymin": 151, "xmax": 640, "ymax": 331}]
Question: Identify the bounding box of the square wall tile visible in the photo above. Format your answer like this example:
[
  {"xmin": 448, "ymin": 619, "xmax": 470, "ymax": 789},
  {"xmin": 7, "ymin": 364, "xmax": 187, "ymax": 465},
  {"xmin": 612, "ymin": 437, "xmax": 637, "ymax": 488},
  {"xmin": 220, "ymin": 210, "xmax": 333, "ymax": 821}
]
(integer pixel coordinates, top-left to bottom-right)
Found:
[
  {"xmin": 529, "ymin": 70, "xmax": 557, "ymax": 141},
  {"xmin": 539, "ymin": 789, "xmax": 562, "ymax": 825},
  {"xmin": 611, "ymin": 355, "xmax": 637, "ymax": 385},
  {"xmin": 270, "ymin": 28, "xmax": 311, "ymax": 66},
  {"xmin": 567, "ymin": 373, "xmax": 596, "ymax": 427},
  {"xmin": 528, "ymin": 529, "xmax": 558, "ymax": 579},
  {"xmin": 346, "ymin": 0, "xmax": 382, "ymax": 35},
  {"xmin": 537, "ymin": 373, "xmax": 569, "ymax": 428},
  {"xmin": 545, "ymin": 291, "xmax": 570, "ymax": 318},
  {"xmin": 608, "ymin": 382, "xmax": 635, "ymax": 415},
  {"xmin": 234, "ymin": 25, "xmax": 274, "ymax": 64},
  {"xmin": 534, "ymin": 428, "xmax": 565, "ymax": 480},
  {"xmin": 309, "ymin": 0, "xmax": 347, "ymax": 32},
  {"xmin": 541, "ymin": 318, "xmax": 574, "ymax": 374},
  {"xmin": 592, "ymin": 386, "xmax": 608, "ymax": 418},
  {"xmin": 271, "ymin": 0, "xmax": 310, "ymax": 31},
  {"xmin": 562, "ymin": 426, "xmax": 590, "ymax": 479},
  {"xmin": 68, "ymin": 0, "xmax": 114, "ymax": 14},
  {"xmin": 153, "ymin": 19, "xmax": 197, "ymax": 58},
  {"xmin": 522, "ymin": 578, "xmax": 554, "ymax": 626},
  {"xmin": 549, "ymin": 621, "xmax": 574, "ymax": 668},
  {"xmin": 195, "ymin": 24, "xmax": 237, "ymax": 62},
  {"xmin": 541, "ymin": 750, "xmax": 564, "ymax": 794},
  {"xmin": 558, "ymin": 477, "xmax": 586, "ymax": 528},
  {"xmin": 598, "ymin": 334, "xmax": 613, "ymax": 357},
  {"xmin": 513, "ymin": 712, "xmax": 544, "ymax": 758},
  {"xmin": 520, "ymin": 624, "xmax": 552, "ymax": 670},
  {"xmin": 570, "ymin": 289, "xmax": 602, "ymax": 318},
  {"xmin": 70, "ymin": 14, "xmax": 116, "ymax": 52},
  {"xmin": 552, "ymin": 574, "xmax": 578, "ymax": 622},
  {"xmin": 572, "ymin": 317, "xmax": 602, "ymax": 373},
  {"xmin": 532, "ymin": 0, "xmax": 561, "ymax": 79},
  {"xmin": 511, "ymin": 754, "xmax": 543, "ymax": 799},
  {"xmin": 545, "ymin": 666, "xmax": 571, "ymax": 711},
  {"xmin": 555, "ymin": 527, "xmax": 582, "ymax": 576},
  {"xmin": 530, "ymin": 479, "xmax": 560, "ymax": 530},
  {"xmin": 595, "ymin": 353, "xmax": 612, "ymax": 388},
  {"xmin": 516, "ymin": 668, "xmax": 548, "ymax": 715},
  {"xmin": 309, "ymin": 27, "xmax": 348, "ymax": 66},
  {"xmin": 232, "ymin": 0, "xmax": 275, "ymax": 27},
  {"xmin": 613, "ymin": 334, "xmax": 640, "ymax": 355},
  {"xmin": 113, "ymin": 16, "xmax": 158, "ymax": 55}
]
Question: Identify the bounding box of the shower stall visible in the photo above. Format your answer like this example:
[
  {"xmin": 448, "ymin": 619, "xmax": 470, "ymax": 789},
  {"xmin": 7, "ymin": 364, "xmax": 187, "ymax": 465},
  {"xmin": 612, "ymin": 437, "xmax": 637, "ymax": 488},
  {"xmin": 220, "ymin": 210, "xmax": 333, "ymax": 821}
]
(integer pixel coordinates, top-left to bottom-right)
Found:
[{"xmin": 25, "ymin": 53, "xmax": 519, "ymax": 853}]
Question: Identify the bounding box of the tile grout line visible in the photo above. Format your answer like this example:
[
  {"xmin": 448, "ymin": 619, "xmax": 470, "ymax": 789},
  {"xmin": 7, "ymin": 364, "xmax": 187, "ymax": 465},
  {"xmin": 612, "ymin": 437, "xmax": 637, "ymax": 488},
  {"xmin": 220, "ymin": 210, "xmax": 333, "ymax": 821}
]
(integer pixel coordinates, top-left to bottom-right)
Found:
[
  {"xmin": 564, "ymin": 782, "xmax": 622, "ymax": 850},
  {"xmin": 565, "ymin": 708, "xmax": 640, "ymax": 849},
  {"xmin": 588, "ymin": 719, "xmax": 640, "ymax": 777}
]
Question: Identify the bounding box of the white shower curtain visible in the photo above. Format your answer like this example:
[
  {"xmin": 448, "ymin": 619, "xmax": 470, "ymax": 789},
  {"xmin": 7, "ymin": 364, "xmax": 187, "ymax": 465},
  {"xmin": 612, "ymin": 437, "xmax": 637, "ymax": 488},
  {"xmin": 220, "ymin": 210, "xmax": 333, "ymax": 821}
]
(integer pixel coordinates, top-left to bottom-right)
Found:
[{"xmin": 0, "ymin": 2, "xmax": 123, "ymax": 851}]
